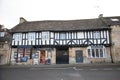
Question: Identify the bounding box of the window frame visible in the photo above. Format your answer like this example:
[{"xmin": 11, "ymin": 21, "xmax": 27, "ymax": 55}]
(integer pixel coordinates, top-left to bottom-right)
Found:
[
  {"xmin": 28, "ymin": 32, "xmax": 35, "ymax": 41},
  {"xmin": 60, "ymin": 33, "xmax": 66, "ymax": 39},
  {"xmin": 87, "ymin": 45, "xmax": 106, "ymax": 58},
  {"xmin": 93, "ymin": 31, "xmax": 100, "ymax": 39},
  {"xmin": 0, "ymin": 32, "xmax": 5, "ymax": 37}
]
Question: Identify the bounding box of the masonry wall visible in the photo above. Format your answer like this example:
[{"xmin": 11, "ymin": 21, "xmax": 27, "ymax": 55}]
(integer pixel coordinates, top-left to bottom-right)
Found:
[
  {"xmin": 69, "ymin": 47, "xmax": 111, "ymax": 64},
  {"xmin": 0, "ymin": 43, "xmax": 10, "ymax": 65},
  {"xmin": 111, "ymin": 25, "xmax": 120, "ymax": 63}
]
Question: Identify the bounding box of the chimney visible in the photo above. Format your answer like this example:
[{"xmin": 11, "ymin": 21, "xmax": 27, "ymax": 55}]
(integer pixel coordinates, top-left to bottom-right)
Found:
[
  {"xmin": 98, "ymin": 14, "xmax": 103, "ymax": 18},
  {"xmin": 19, "ymin": 17, "xmax": 27, "ymax": 23}
]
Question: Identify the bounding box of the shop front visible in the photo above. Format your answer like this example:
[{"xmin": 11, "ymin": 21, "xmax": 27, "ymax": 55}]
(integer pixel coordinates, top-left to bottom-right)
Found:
[{"xmin": 11, "ymin": 47, "xmax": 56, "ymax": 65}]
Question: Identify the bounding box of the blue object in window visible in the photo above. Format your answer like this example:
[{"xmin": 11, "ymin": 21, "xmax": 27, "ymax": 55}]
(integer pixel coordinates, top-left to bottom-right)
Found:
[{"xmin": 21, "ymin": 56, "xmax": 28, "ymax": 62}]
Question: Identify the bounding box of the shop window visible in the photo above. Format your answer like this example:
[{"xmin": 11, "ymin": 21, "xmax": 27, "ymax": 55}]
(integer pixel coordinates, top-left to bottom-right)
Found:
[
  {"xmin": 87, "ymin": 45, "xmax": 106, "ymax": 58},
  {"xmin": 16, "ymin": 48, "xmax": 32, "ymax": 62}
]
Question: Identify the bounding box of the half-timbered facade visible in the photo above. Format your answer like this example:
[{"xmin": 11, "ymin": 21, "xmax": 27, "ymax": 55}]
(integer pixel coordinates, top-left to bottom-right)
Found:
[{"xmin": 10, "ymin": 16, "xmax": 117, "ymax": 65}]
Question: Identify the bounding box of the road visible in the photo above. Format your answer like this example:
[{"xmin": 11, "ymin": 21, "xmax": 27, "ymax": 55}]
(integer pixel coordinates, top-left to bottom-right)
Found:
[{"xmin": 0, "ymin": 65, "xmax": 120, "ymax": 80}]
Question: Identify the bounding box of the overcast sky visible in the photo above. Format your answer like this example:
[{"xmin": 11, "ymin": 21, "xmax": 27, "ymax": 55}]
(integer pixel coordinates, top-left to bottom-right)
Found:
[{"xmin": 0, "ymin": 0, "xmax": 120, "ymax": 29}]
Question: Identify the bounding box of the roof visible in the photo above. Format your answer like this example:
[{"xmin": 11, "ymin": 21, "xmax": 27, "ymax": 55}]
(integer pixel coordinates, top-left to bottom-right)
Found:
[
  {"xmin": 10, "ymin": 16, "xmax": 120, "ymax": 32},
  {"xmin": 103, "ymin": 16, "xmax": 120, "ymax": 25}
]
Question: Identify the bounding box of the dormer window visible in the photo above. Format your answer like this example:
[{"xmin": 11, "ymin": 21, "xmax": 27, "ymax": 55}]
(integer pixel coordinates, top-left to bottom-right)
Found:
[{"xmin": 110, "ymin": 18, "xmax": 119, "ymax": 21}]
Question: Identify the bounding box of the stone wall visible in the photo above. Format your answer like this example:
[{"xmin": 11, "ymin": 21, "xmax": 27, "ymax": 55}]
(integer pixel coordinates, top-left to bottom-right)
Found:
[
  {"xmin": 69, "ymin": 47, "xmax": 111, "ymax": 64},
  {"xmin": 111, "ymin": 25, "xmax": 120, "ymax": 63},
  {"xmin": 0, "ymin": 43, "xmax": 10, "ymax": 65}
]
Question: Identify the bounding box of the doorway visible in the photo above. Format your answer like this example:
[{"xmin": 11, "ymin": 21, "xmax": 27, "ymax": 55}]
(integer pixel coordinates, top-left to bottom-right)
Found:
[
  {"xmin": 40, "ymin": 50, "xmax": 46, "ymax": 63},
  {"xmin": 0, "ymin": 55, "xmax": 3, "ymax": 64},
  {"xmin": 76, "ymin": 50, "xmax": 83, "ymax": 63},
  {"xmin": 56, "ymin": 48, "xmax": 69, "ymax": 64}
]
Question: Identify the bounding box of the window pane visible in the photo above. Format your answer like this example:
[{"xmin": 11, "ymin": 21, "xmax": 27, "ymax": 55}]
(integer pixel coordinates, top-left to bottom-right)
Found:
[
  {"xmin": 93, "ymin": 31, "xmax": 100, "ymax": 38},
  {"xmin": 100, "ymin": 49, "xmax": 103, "ymax": 57},
  {"xmin": 72, "ymin": 32, "xmax": 76, "ymax": 39},
  {"xmin": 0, "ymin": 32, "xmax": 5, "ymax": 37},
  {"xmin": 96, "ymin": 49, "xmax": 99, "ymax": 57},
  {"xmin": 55, "ymin": 33, "xmax": 59, "ymax": 39},
  {"xmin": 42, "ymin": 32, "xmax": 49, "ymax": 40},
  {"xmin": 14, "ymin": 33, "xmax": 22, "ymax": 41},
  {"xmin": 28, "ymin": 32, "xmax": 35, "ymax": 40},
  {"xmin": 92, "ymin": 49, "xmax": 95, "ymax": 57},
  {"xmin": 88, "ymin": 49, "xmax": 91, "ymax": 57},
  {"xmin": 23, "ymin": 33, "xmax": 25, "ymax": 39},
  {"xmin": 68, "ymin": 33, "xmax": 71, "ymax": 39},
  {"xmin": 60, "ymin": 33, "xmax": 66, "ymax": 39}
]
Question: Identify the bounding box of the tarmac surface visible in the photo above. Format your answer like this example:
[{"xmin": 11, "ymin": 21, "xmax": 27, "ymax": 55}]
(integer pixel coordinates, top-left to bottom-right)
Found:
[
  {"xmin": 0, "ymin": 63, "xmax": 120, "ymax": 80},
  {"xmin": 0, "ymin": 63, "xmax": 120, "ymax": 68}
]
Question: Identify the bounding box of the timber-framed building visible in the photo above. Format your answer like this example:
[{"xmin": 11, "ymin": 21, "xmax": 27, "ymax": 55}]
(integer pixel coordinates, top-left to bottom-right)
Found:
[{"xmin": 10, "ymin": 16, "xmax": 120, "ymax": 65}]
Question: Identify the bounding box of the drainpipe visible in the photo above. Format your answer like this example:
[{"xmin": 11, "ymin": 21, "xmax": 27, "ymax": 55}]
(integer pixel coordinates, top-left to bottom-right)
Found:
[
  {"xmin": 109, "ymin": 28, "xmax": 114, "ymax": 63},
  {"xmin": 9, "ymin": 33, "xmax": 13, "ymax": 65},
  {"xmin": 99, "ymin": 16, "xmax": 114, "ymax": 63}
]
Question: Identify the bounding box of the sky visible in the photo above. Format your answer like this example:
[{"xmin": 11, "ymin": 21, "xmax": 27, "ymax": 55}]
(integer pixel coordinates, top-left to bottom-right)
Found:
[{"xmin": 0, "ymin": 0, "xmax": 120, "ymax": 29}]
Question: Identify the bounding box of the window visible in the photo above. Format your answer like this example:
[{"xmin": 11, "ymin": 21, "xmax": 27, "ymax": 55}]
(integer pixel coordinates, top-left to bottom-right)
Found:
[
  {"xmin": 16, "ymin": 48, "xmax": 32, "ymax": 62},
  {"xmin": 100, "ymin": 49, "xmax": 103, "ymax": 57},
  {"xmin": 55, "ymin": 33, "xmax": 59, "ymax": 39},
  {"xmin": 42, "ymin": 31, "xmax": 49, "ymax": 40},
  {"xmin": 72, "ymin": 32, "xmax": 76, "ymax": 39},
  {"xmin": 28, "ymin": 32, "xmax": 35, "ymax": 41},
  {"xmin": 93, "ymin": 31, "xmax": 100, "ymax": 38},
  {"xmin": 60, "ymin": 33, "xmax": 66, "ymax": 39},
  {"xmin": 0, "ymin": 32, "xmax": 5, "ymax": 37},
  {"xmin": 13, "ymin": 33, "xmax": 22, "ymax": 41},
  {"xmin": 92, "ymin": 49, "xmax": 95, "ymax": 57},
  {"xmin": 0, "ymin": 44, "xmax": 4, "ymax": 48},
  {"xmin": 87, "ymin": 45, "xmax": 106, "ymax": 58},
  {"xmin": 88, "ymin": 49, "xmax": 91, "ymax": 57},
  {"xmin": 68, "ymin": 32, "xmax": 71, "ymax": 39}
]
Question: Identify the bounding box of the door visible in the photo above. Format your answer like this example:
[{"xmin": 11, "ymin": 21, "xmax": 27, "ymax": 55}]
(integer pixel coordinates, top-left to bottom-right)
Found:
[
  {"xmin": 76, "ymin": 50, "xmax": 83, "ymax": 63},
  {"xmin": 56, "ymin": 49, "xmax": 69, "ymax": 64},
  {"xmin": 0, "ymin": 55, "xmax": 4, "ymax": 64},
  {"xmin": 40, "ymin": 50, "xmax": 46, "ymax": 63}
]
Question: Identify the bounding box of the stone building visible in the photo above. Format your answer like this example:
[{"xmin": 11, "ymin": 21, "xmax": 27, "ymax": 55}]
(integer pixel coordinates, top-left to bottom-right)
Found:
[
  {"xmin": 9, "ymin": 16, "xmax": 120, "ymax": 65},
  {"xmin": 108, "ymin": 17, "xmax": 120, "ymax": 63},
  {"xmin": 0, "ymin": 25, "xmax": 10, "ymax": 65}
]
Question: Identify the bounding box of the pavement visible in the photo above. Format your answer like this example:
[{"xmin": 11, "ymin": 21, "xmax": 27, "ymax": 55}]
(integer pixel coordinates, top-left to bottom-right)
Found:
[{"xmin": 0, "ymin": 63, "xmax": 120, "ymax": 68}]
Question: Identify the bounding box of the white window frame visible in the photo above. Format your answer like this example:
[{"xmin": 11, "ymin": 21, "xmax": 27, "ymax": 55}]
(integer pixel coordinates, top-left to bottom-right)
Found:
[
  {"xmin": 87, "ymin": 45, "xmax": 106, "ymax": 58},
  {"xmin": 28, "ymin": 32, "xmax": 35, "ymax": 41},
  {"xmin": 42, "ymin": 31, "xmax": 49, "ymax": 40},
  {"xmin": 93, "ymin": 31, "xmax": 100, "ymax": 39},
  {"xmin": 60, "ymin": 33, "xmax": 66, "ymax": 39},
  {"xmin": 14, "ymin": 33, "xmax": 22, "ymax": 41}
]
